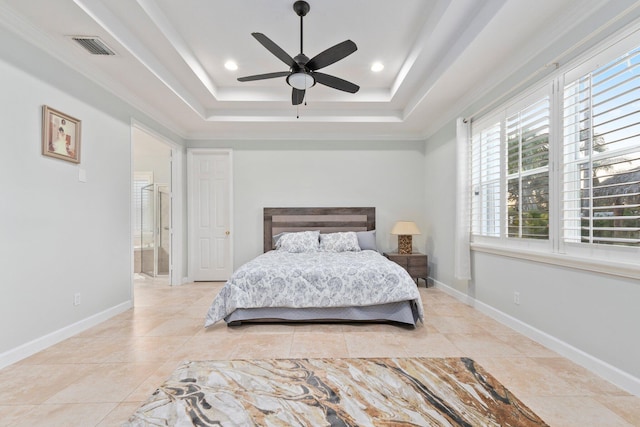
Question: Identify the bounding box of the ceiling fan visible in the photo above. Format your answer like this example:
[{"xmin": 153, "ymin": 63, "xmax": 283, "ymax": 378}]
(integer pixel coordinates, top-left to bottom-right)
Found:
[{"xmin": 237, "ymin": 0, "xmax": 360, "ymax": 106}]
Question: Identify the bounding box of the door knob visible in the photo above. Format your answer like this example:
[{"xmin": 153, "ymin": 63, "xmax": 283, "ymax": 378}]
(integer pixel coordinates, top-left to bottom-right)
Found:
[{"xmin": 225, "ymin": 231, "xmax": 230, "ymax": 235}]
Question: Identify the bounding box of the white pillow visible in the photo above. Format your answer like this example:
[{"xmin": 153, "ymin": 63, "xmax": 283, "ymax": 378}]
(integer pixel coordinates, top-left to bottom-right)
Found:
[
  {"xmin": 320, "ymin": 232, "xmax": 361, "ymax": 252},
  {"xmin": 276, "ymin": 230, "xmax": 320, "ymax": 253}
]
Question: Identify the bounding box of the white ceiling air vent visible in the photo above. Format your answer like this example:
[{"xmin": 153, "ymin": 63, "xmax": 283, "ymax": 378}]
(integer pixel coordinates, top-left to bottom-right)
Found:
[{"xmin": 71, "ymin": 36, "xmax": 115, "ymax": 56}]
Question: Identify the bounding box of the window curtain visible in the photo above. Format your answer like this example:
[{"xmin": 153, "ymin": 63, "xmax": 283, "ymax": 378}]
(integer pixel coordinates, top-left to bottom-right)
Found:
[{"xmin": 455, "ymin": 117, "xmax": 472, "ymax": 281}]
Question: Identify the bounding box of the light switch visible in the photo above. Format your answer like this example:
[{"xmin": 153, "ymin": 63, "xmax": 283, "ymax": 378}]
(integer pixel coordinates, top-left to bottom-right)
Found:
[{"xmin": 78, "ymin": 168, "xmax": 87, "ymax": 182}]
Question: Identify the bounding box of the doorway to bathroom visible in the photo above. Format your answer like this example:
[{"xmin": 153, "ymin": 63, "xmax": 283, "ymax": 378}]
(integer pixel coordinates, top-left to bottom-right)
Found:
[{"xmin": 133, "ymin": 127, "xmax": 172, "ymax": 285}]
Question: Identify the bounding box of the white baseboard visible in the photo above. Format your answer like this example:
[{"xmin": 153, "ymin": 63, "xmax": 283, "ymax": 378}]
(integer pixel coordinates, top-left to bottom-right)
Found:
[
  {"xmin": 432, "ymin": 279, "xmax": 640, "ymax": 397},
  {"xmin": 0, "ymin": 300, "xmax": 132, "ymax": 370},
  {"xmin": 432, "ymin": 279, "xmax": 475, "ymax": 305}
]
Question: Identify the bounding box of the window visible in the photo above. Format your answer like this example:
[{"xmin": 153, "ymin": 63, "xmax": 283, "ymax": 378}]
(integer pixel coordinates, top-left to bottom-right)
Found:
[
  {"xmin": 506, "ymin": 97, "xmax": 550, "ymax": 240},
  {"xmin": 563, "ymin": 47, "xmax": 640, "ymax": 247},
  {"xmin": 471, "ymin": 120, "xmax": 501, "ymax": 237},
  {"xmin": 471, "ymin": 90, "xmax": 551, "ymax": 242},
  {"xmin": 133, "ymin": 172, "xmax": 153, "ymax": 241},
  {"xmin": 471, "ymin": 29, "xmax": 640, "ymax": 259}
]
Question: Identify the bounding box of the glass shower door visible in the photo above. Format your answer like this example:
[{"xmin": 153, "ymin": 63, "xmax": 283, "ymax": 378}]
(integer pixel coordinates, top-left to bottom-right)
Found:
[
  {"xmin": 157, "ymin": 186, "xmax": 171, "ymax": 276},
  {"xmin": 140, "ymin": 183, "xmax": 171, "ymax": 278}
]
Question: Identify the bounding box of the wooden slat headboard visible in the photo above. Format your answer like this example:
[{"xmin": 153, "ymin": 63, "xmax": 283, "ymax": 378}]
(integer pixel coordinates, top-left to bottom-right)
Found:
[{"xmin": 264, "ymin": 207, "xmax": 376, "ymax": 252}]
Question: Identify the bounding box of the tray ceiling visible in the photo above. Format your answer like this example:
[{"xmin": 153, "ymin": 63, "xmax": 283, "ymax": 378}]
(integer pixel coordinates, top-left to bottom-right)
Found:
[{"xmin": 1, "ymin": 0, "xmax": 637, "ymax": 140}]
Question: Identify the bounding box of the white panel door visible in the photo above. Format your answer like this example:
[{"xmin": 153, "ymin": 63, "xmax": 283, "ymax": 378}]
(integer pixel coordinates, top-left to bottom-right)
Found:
[{"xmin": 189, "ymin": 150, "xmax": 232, "ymax": 281}]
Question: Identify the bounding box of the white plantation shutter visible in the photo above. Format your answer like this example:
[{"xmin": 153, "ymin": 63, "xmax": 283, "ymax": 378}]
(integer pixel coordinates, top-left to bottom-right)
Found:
[
  {"xmin": 133, "ymin": 172, "xmax": 153, "ymax": 237},
  {"xmin": 471, "ymin": 91, "xmax": 550, "ymax": 241},
  {"xmin": 563, "ymin": 47, "xmax": 640, "ymax": 246},
  {"xmin": 506, "ymin": 97, "xmax": 550, "ymax": 240},
  {"xmin": 471, "ymin": 120, "xmax": 501, "ymax": 237}
]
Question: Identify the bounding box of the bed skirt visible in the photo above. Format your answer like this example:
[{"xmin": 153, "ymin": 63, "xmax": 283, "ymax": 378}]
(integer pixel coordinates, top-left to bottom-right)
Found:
[{"xmin": 224, "ymin": 300, "xmax": 420, "ymax": 327}]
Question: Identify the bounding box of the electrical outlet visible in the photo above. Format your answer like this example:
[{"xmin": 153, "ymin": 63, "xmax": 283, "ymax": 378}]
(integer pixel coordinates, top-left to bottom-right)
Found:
[
  {"xmin": 513, "ymin": 291, "xmax": 520, "ymax": 305},
  {"xmin": 74, "ymin": 293, "xmax": 81, "ymax": 306}
]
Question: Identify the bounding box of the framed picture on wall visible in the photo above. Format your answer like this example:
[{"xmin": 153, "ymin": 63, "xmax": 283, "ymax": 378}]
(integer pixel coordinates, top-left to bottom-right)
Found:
[{"xmin": 42, "ymin": 105, "xmax": 81, "ymax": 164}]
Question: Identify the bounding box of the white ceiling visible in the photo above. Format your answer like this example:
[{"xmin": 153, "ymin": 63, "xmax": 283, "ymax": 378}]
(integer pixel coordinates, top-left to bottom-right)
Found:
[{"xmin": 1, "ymin": 0, "xmax": 638, "ymax": 140}]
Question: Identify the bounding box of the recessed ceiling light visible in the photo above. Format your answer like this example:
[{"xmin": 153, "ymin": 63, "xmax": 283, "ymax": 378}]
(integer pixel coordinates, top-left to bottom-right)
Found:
[
  {"xmin": 371, "ymin": 62, "xmax": 384, "ymax": 72},
  {"xmin": 224, "ymin": 60, "xmax": 238, "ymax": 71}
]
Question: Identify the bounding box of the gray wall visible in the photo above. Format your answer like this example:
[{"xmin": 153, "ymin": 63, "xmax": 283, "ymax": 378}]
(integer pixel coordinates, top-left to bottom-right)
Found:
[
  {"xmin": 424, "ymin": 118, "xmax": 640, "ymax": 381},
  {"xmin": 0, "ymin": 49, "xmax": 130, "ymax": 354},
  {"xmin": 187, "ymin": 140, "xmax": 427, "ymax": 268},
  {"xmin": 0, "ymin": 26, "xmax": 182, "ymax": 360},
  {"xmin": 421, "ymin": 5, "xmax": 640, "ymax": 385},
  {"xmin": 474, "ymin": 251, "xmax": 640, "ymax": 377},
  {"xmin": 423, "ymin": 124, "xmax": 463, "ymax": 293}
]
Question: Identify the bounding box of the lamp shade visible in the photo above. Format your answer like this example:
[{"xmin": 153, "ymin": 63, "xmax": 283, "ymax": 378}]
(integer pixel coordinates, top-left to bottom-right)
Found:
[{"xmin": 390, "ymin": 221, "xmax": 421, "ymax": 236}]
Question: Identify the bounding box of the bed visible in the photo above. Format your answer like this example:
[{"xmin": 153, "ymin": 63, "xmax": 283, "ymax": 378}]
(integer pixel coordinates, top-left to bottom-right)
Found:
[{"xmin": 204, "ymin": 207, "xmax": 424, "ymax": 327}]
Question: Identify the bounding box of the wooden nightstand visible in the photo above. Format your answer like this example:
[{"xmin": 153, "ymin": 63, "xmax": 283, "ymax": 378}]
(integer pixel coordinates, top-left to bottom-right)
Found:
[{"xmin": 383, "ymin": 252, "xmax": 428, "ymax": 286}]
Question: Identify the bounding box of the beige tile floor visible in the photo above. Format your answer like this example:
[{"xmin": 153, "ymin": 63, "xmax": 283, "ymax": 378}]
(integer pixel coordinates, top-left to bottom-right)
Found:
[{"xmin": 0, "ymin": 280, "xmax": 639, "ymax": 426}]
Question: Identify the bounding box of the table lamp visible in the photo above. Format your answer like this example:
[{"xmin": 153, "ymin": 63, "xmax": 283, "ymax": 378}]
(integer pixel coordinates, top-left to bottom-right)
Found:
[{"xmin": 391, "ymin": 221, "xmax": 421, "ymax": 254}]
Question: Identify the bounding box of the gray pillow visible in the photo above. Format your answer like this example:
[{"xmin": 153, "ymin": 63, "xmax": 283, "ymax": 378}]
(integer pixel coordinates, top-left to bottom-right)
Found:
[
  {"xmin": 272, "ymin": 232, "xmax": 288, "ymax": 247},
  {"xmin": 356, "ymin": 230, "xmax": 377, "ymax": 251}
]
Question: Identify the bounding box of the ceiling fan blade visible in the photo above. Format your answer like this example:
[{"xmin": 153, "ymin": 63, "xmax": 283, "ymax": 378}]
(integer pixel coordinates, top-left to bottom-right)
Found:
[
  {"xmin": 237, "ymin": 71, "xmax": 290, "ymax": 82},
  {"xmin": 313, "ymin": 72, "xmax": 359, "ymax": 93},
  {"xmin": 292, "ymin": 88, "xmax": 305, "ymax": 105},
  {"xmin": 306, "ymin": 40, "xmax": 357, "ymax": 71},
  {"xmin": 252, "ymin": 33, "xmax": 295, "ymax": 68}
]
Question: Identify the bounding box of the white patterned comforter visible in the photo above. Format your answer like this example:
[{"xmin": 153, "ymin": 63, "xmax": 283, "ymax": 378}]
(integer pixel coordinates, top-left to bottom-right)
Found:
[{"xmin": 205, "ymin": 250, "xmax": 424, "ymax": 326}]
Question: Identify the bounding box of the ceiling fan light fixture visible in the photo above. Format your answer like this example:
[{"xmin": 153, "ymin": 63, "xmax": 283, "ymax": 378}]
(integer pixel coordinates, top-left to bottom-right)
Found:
[{"xmin": 287, "ymin": 72, "xmax": 315, "ymax": 90}]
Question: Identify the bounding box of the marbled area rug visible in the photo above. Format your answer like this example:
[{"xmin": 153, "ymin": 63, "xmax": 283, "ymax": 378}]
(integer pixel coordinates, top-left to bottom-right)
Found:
[{"xmin": 125, "ymin": 357, "xmax": 548, "ymax": 426}]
